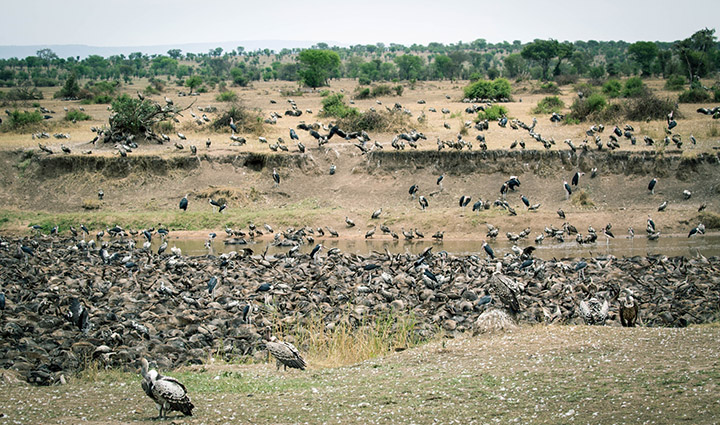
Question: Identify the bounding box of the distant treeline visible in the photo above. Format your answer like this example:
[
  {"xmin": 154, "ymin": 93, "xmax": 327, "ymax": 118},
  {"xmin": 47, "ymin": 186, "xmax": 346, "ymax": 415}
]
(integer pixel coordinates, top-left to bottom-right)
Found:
[{"xmin": 0, "ymin": 28, "xmax": 717, "ymax": 92}]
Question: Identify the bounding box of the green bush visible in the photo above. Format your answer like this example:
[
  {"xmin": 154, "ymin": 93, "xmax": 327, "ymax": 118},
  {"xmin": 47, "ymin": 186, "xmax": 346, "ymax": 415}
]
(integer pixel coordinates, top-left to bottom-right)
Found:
[
  {"xmin": 65, "ymin": 109, "xmax": 91, "ymax": 121},
  {"xmin": 476, "ymin": 105, "xmax": 508, "ymax": 121},
  {"xmin": 319, "ymin": 90, "xmax": 331, "ymax": 97},
  {"xmin": 144, "ymin": 85, "xmax": 160, "ymax": 95},
  {"xmin": 602, "ymin": 79, "xmax": 622, "ymax": 97},
  {"xmin": 211, "ymin": 104, "xmax": 265, "ymax": 135},
  {"xmin": 393, "ymin": 85, "xmax": 403, "ymax": 96},
  {"xmin": 354, "ymin": 87, "xmax": 371, "ymax": 99},
  {"xmin": 574, "ymin": 82, "xmax": 596, "ymax": 97},
  {"xmin": 714, "ymin": 86, "xmax": 720, "ymax": 102},
  {"xmin": 4, "ymin": 109, "xmax": 43, "ymax": 130},
  {"xmin": 664, "ymin": 75, "xmax": 685, "ymax": 91},
  {"xmin": 622, "ymin": 77, "xmax": 646, "ymax": 98},
  {"xmin": 532, "ymin": 96, "xmax": 565, "ymax": 114},
  {"xmin": 216, "ymin": 91, "xmax": 238, "ymax": 102},
  {"xmin": 678, "ymin": 88, "xmax": 711, "ymax": 103},
  {"xmin": 91, "ymin": 94, "xmax": 113, "ymax": 104},
  {"xmin": 535, "ymin": 82, "xmax": 560, "ymax": 94},
  {"xmin": 463, "ymin": 78, "xmax": 512, "ymax": 100},
  {"xmin": 358, "ymin": 76, "xmax": 371, "ymax": 85},
  {"xmin": 567, "ymin": 93, "xmax": 607, "ymax": 122},
  {"xmin": 320, "ymin": 94, "xmax": 358, "ymax": 118},
  {"xmin": 371, "ymin": 84, "xmax": 393, "ymax": 97}
]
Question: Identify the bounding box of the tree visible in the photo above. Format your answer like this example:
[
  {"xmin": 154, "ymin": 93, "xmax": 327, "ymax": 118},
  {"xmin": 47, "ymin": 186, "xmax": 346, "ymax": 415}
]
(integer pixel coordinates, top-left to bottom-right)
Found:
[
  {"xmin": 628, "ymin": 41, "xmax": 658, "ymax": 76},
  {"xmin": 185, "ymin": 75, "xmax": 203, "ymax": 93},
  {"xmin": 298, "ymin": 49, "xmax": 341, "ymax": 88},
  {"xmin": 54, "ymin": 72, "xmax": 80, "ymax": 98},
  {"xmin": 167, "ymin": 49, "xmax": 182, "ymax": 59},
  {"xmin": 503, "ymin": 53, "xmax": 527, "ymax": 78},
  {"xmin": 674, "ymin": 28, "xmax": 717, "ymax": 81},
  {"xmin": 393, "ymin": 54, "xmax": 424, "ymax": 80},
  {"xmin": 553, "ymin": 42, "xmax": 574, "ymax": 76},
  {"xmin": 521, "ymin": 39, "xmax": 560, "ymax": 80},
  {"xmin": 108, "ymin": 94, "xmax": 192, "ymax": 140}
]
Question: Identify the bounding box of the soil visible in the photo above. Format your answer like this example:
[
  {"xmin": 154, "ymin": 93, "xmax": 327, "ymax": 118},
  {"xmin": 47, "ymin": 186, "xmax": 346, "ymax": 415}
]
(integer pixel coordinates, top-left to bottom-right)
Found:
[{"xmin": 0, "ymin": 78, "xmax": 719, "ymax": 240}]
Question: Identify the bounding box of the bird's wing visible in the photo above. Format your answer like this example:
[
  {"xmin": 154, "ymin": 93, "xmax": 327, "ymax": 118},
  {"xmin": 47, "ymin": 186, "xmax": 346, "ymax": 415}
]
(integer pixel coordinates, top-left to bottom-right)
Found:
[
  {"xmin": 152, "ymin": 377, "xmax": 193, "ymax": 414},
  {"xmin": 579, "ymin": 300, "xmax": 590, "ymax": 321},
  {"xmin": 267, "ymin": 341, "xmax": 307, "ymax": 369}
]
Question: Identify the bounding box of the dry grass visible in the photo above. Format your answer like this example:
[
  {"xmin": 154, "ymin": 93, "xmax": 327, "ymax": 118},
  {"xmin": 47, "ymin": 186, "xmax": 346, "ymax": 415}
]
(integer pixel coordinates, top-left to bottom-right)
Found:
[{"xmin": 1, "ymin": 325, "xmax": 718, "ymax": 424}]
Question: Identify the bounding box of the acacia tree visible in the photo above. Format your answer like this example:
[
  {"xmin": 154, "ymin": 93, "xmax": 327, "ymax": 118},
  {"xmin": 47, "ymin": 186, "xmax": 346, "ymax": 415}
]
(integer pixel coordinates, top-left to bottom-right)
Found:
[
  {"xmin": 674, "ymin": 28, "xmax": 717, "ymax": 81},
  {"xmin": 185, "ymin": 75, "xmax": 202, "ymax": 93},
  {"xmin": 521, "ymin": 39, "xmax": 559, "ymax": 80},
  {"xmin": 298, "ymin": 49, "xmax": 341, "ymax": 88},
  {"xmin": 394, "ymin": 54, "xmax": 424, "ymax": 80},
  {"xmin": 628, "ymin": 41, "xmax": 659, "ymax": 76}
]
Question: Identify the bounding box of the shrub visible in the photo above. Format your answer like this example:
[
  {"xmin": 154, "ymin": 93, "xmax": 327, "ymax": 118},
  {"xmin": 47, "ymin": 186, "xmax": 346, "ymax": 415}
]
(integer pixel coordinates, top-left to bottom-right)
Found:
[
  {"xmin": 574, "ymin": 82, "xmax": 596, "ymax": 97},
  {"xmin": 678, "ymin": 88, "xmax": 711, "ymax": 103},
  {"xmin": 358, "ymin": 76, "xmax": 371, "ymax": 85},
  {"xmin": 354, "ymin": 87, "xmax": 371, "ymax": 99},
  {"xmin": 602, "ymin": 79, "xmax": 622, "ymax": 97},
  {"xmin": 4, "ymin": 109, "xmax": 43, "ymax": 130},
  {"xmin": 144, "ymin": 85, "xmax": 160, "ymax": 96},
  {"xmin": 532, "ymin": 96, "xmax": 565, "ymax": 114},
  {"xmin": 4, "ymin": 86, "xmax": 43, "ymax": 101},
  {"xmin": 555, "ymin": 74, "xmax": 578, "ymax": 86},
  {"xmin": 216, "ymin": 91, "xmax": 238, "ymax": 102},
  {"xmin": 211, "ymin": 104, "xmax": 265, "ymax": 135},
  {"xmin": 91, "ymin": 94, "xmax": 113, "ymax": 104},
  {"xmin": 463, "ymin": 78, "xmax": 512, "ymax": 100},
  {"xmin": 337, "ymin": 110, "xmax": 411, "ymax": 133},
  {"xmin": 624, "ymin": 92, "xmax": 679, "ymax": 121},
  {"xmin": 535, "ymin": 82, "xmax": 560, "ymax": 94},
  {"xmin": 371, "ymin": 84, "xmax": 393, "ymax": 97},
  {"xmin": 320, "ymin": 94, "xmax": 358, "ymax": 118},
  {"xmin": 622, "ymin": 77, "xmax": 646, "ymax": 98},
  {"xmin": 393, "ymin": 85, "xmax": 403, "ymax": 96},
  {"xmin": 567, "ymin": 93, "xmax": 606, "ymax": 122},
  {"xmin": 319, "ymin": 90, "xmax": 331, "ymax": 97},
  {"xmin": 156, "ymin": 121, "xmax": 174, "ymax": 133},
  {"xmin": 664, "ymin": 75, "xmax": 686, "ymax": 91},
  {"xmin": 65, "ymin": 109, "xmax": 91, "ymax": 121},
  {"xmin": 476, "ymin": 105, "xmax": 508, "ymax": 121},
  {"xmin": 714, "ymin": 87, "xmax": 720, "ymax": 102}
]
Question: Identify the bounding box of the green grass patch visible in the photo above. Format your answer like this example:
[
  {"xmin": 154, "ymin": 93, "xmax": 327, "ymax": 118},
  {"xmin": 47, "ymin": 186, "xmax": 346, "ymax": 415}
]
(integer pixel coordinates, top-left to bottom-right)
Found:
[
  {"xmin": 65, "ymin": 109, "xmax": 92, "ymax": 121},
  {"xmin": 532, "ymin": 96, "xmax": 565, "ymax": 114},
  {"xmin": 476, "ymin": 105, "xmax": 508, "ymax": 121}
]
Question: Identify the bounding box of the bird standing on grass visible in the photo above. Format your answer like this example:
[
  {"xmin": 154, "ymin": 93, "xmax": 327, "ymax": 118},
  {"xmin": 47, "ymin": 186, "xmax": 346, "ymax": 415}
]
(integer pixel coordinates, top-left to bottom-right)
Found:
[
  {"xmin": 265, "ymin": 335, "xmax": 307, "ymax": 371},
  {"xmin": 272, "ymin": 168, "xmax": 280, "ymax": 187},
  {"xmin": 140, "ymin": 358, "xmax": 194, "ymax": 419},
  {"xmin": 179, "ymin": 194, "xmax": 188, "ymax": 211}
]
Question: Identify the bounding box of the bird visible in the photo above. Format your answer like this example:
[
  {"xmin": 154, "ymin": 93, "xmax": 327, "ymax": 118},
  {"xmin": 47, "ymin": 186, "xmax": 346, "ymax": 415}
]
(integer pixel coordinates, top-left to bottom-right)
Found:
[
  {"xmin": 521, "ymin": 195, "xmax": 530, "ymax": 208},
  {"xmin": 272, "ymin": 168, "xmax": 280, "ymax": 187},
  {"xmin": 365, "ymin": 227, "xmax": 376, "ymax": 239},
  {"xmin": 310, "ymin": 243, "xmax": 322, "ymax": 260},
  {"xmin": 329, "ymin": 164, "xmax": 336, "ymax": 175},
  {"xmin": 206, "ymin": 138, "xmax": 211, "ymax": 149},
  {"xmin": 571, "ymin": 171, "xmax": 584, "ymax": 186},
  {"xmin": 61, "ymin": 144, "xmax": 71, "ymax": 154},
  {"xmin": 371, "ymin": 208, "xmax": 382, "ymax": 219},
  {"xmin": 345, "ymin": 216, "xmax": 355, "ymax": 227},
  {"xmin": 619, "ymin": 289, "xmax": 639, "ymax": 327},
  {"xmin": 207, "ymin": 276, "xmax": 219, "ymax": 295},
  {"xmin": 460, "ymin": 195, "xmax": 472, "ymax": 207},
  {"xmin": 563, "ymin": 180, "xmax": 572, "ymax": 199},
  {"xmin": 648, "ymin": 178, "xmax": 657, "ymax": 194},
  {"xmin": 418, "ymin": 196, "xmax": 428, "ymax": 210},
  {"xmin": 489, "ymin": 263, "xmax": 521, "ymax": 314},
  {"xmin": 229, "ymin": 117, "xmax": 238, "ymax": 133},
  {"xmin": 658, "ymin": 201, "xmax": 668, "ymax": 212},
  {"xmin": 482, "ymin": 240, "xmax": 495, "ymax": 259},
  {"xmin": 579, "ymin": 297, "xmax": 609, "ymax": 325},
  {"xmin": 289, "ymin": 128, "xmax": 299, "ymax": 140},
  {"xmin": 265, "ymin": 335, "xmax": 307, "ymax": 371},
  {"xmin": 140, "ymin": 358, "xmax": 194, "ymax": 419},
  {"xmin": 436, "ymin": 174, "xmax": 444, "ymax": 188},
  {"xmin": 0, "ymin": 292, "xmax": 4, "ymax": 312},
  {"xmin": 164, "ymin": 96, "xmax": 173, "ymax": 106},
  {"xmin": 179, "ymin": 194, "xmax": 188, "ymax": 211},
  {"xmin": 647, "ymin": 215, "xmax": 656, "ymax": 233},
  {"xmin": 97, "ymin": 189, "xmax": 104, "ymax": 200},
  {"xmin": 177, "ymin": 132, "xmax": 186, "ymax": 140},
  {"xmin": 557, "ymin": 209, "xmax": 566, "ymax": 219},
  {"xmin": 409, "ymin": 184, "xmax": 419, "ymax": 199}
]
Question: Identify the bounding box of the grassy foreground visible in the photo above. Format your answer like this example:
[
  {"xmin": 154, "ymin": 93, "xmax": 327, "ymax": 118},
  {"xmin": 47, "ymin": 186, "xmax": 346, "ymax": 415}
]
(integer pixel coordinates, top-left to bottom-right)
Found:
[{"xmin": 1, "ymin": 325, "xmax": 718, "ymax": 424}]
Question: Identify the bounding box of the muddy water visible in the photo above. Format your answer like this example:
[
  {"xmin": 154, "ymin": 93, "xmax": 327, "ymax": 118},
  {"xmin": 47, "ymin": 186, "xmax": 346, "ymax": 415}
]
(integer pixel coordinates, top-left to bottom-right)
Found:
[{"xmin": 155, "ymin": 234, "xmax": 720, "ymax": 259}]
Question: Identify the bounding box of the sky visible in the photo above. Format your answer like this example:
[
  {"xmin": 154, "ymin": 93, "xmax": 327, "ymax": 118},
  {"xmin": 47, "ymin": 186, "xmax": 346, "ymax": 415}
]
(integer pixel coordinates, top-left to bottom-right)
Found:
[{"xmin": 1, "ymin": 0, "xmax": 718, "ymax": 49}]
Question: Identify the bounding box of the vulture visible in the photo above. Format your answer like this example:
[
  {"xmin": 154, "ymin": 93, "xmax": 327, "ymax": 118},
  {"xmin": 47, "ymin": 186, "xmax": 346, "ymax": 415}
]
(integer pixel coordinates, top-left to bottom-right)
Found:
[
  {"xmin": 579, "ymin": 297, "xmax": 609, "ymax": 325},
  {"xmin": 140, "ymin": 358, "xmax": 194, "ymax": 419},
  {"xmin": 266, "ymin": 336, "xmax": 307, "ymax": 371},
  {"xmin": 619, "ymin": 289, "xmax": 639, "ymax": 327},
  {"xmin": 489, "ymin": 262, "xmax": 521, "ymax": 314},
  {"xmin": 179, "ymin": 194, "xmax": 188, "ymax": 211}
]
